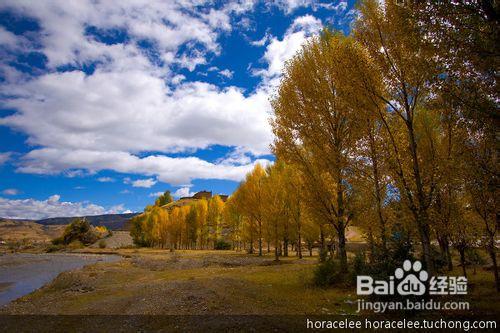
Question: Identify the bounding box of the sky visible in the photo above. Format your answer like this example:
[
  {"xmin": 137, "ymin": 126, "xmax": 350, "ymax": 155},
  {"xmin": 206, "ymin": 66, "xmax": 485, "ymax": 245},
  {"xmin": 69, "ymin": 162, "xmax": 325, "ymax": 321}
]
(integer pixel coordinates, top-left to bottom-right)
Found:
[{"xmin": 0, "ymin": 0, "xmax": 356, "ymax": 219}]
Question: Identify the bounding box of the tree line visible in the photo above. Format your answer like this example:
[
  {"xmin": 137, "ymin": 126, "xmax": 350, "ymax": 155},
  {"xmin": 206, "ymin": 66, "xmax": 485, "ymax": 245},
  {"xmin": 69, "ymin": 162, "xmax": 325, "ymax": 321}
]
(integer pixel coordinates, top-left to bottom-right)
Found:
[
  {"xmin": 131, "ymin": 0, "xmax": 498, "ymax": 291},
  {"xmin": 130, "ymin": 191, "xmax": 226, "ymax": 250},
  {"xmin": 270, "ymin": 0, "xmax": 498, "ymax": 288}
]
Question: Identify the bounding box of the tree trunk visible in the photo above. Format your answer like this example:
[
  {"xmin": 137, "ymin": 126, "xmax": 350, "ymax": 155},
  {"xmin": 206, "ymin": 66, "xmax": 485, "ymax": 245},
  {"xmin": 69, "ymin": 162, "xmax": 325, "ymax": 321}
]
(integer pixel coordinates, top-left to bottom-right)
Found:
[
  {"xmin": 415, "ymin": 210, "xmax": 433, "ymax": 274},
  {"xmin": 367, "ymin": 227, "xmax": 375, "ymax": 263},
  {"xmin": 487, "ymin": 241, "xmax": 500, "ymax": 292},
  {"xmin": 283, "ymin": 238, "xmax": 289, "ymax": 257},
  {"xmin": 319, "ymin": 226, "xmax": 326, "ymax": 262},
  {"xmin": 258, "ymin": 220, "xmax": 263, "ymax": 256},
  {"xmin": 459, "ymin": 247, "xmax": 467, "ymax": 278},
  {"xmin": 274, "ymin": 221, "xmax": 279, "ymax": 262},
  {"xmin": 249, "ymin": 231, "xmax": 254, "ymax": 254},
  {"xmin": 297, "ymin": 229, "xmax": 303, "ymax": 259},
  {"xmin": 438, "ymin": 235, "xmax": 453, "ymax": 271},
  {"xmin": 368, "ymin": 126, "xmax": 387, "ymax": 253},
  {"xmin": 337, "ymin": 225, "xmax": 347, "ymax": 273}
]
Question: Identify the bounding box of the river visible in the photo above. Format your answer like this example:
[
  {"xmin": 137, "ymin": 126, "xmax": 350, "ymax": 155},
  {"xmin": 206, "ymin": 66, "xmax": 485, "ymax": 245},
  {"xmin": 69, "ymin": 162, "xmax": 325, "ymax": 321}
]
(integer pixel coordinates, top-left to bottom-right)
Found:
[{"xmin": 0, "ymin": 253, "xmax": 121, "ymax": 306}]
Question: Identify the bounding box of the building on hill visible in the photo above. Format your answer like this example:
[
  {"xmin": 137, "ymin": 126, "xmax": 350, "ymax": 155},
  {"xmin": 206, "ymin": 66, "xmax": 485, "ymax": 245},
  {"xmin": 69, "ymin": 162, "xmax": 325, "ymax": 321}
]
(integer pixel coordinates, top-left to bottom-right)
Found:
[
  {"xmin": 163, "ymin": 190, "xmax": 229, "ymax": 210},
  {"xmin": 192, "ymin": 190, "xmax": 212, "ymax": 200}
]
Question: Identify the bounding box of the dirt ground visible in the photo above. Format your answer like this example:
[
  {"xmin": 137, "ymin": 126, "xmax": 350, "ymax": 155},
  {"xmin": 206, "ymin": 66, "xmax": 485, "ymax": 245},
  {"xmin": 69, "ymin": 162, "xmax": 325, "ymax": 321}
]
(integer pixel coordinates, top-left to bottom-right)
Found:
[
  {"xmin": 1, "ymin": 250, "xmax": 354, "ymax": 316},
  {"xmin": 89, "ymin": 231, "xmax": 134, "ymax": 249},
  {"xmin": 1, "ymin": 249, "xmax": 498, "ymax": 332}
]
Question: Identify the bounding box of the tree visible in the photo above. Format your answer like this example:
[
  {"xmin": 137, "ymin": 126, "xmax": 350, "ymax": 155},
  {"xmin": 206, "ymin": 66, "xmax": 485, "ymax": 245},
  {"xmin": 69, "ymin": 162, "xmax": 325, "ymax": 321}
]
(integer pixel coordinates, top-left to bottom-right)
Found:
[
  {"xmin": 272, "ymin": 31, "xmax": 367, "ymax": 272},
  {"xmin": 353, "ymin": 0, "xmax": 441, "ymax": 272},
  {"xmin": 53, "ymin": 218, "xmax": 98, "ymax": 246},
  {"xmin": 237, "ymin": 164, "xmax": 266, "ymax": 256},
  {"xmin": 464, "ymin": 131, "xmax": 499, "ymax": 290},
  {"xmin": 207, "ymin": 195, "xmax": 224, "ymax": 248},
  {"xmin": 186, "ymin": 205, "xmax": 199, "ymax": 249},
  {"xmin": 155, "ymin": 191, "xmax": 173, "ymax": 207},
  {"xmin": 262, "ymin": 162, "xmax": 288, "ymax": 261},
  {"xmin": 223, "ymin": 195, "xmax": 243, "ymax": 251},
  {"xmin": 195, "ymin": 199, "xmax": 209, "ymax": 249},
  {"xmin": 412, "ymin": 0, "xmax": 499, "ymax": 125},
  {"xmin": 284, "ymin": 165, "xmax": 305, "ymax": 259}
]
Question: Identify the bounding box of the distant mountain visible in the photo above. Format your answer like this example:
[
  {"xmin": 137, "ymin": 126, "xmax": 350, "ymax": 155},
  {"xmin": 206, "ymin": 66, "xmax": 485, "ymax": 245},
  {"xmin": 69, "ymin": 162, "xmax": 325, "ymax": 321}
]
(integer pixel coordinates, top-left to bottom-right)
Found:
[{"xmin": 36, "ymin": 213, "xmax": 139, "ymax": 230}]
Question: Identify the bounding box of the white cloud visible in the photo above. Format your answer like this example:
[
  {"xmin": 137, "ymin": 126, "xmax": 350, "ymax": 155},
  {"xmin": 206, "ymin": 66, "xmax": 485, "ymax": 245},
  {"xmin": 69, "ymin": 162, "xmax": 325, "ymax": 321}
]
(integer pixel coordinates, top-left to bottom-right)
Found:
[
  {"xmin": 173, "ymin": 187, "xmax": 195, "ymax": 198},
  {"xmin": 253, "ymin": 15, "xmax": 322, "ymax": 87},
  {"xmin": 149, "ymin": 191, "xmax": 164, "ymax": 198},
  {"xmin": 218, "ymin": 69, "xmax": 234, "ymax": 79},
  {"xmin": 273, "ymin": 0, "xmax": 314, "ymax": 14},
  {"xmin": 2, "ymin": 72, "xmax": 272, "ymax": 156},
  {"xmin": 273, "ymin": 0, "xmax": 347, "ymax": 14},
  {"xmin": 2, "ymin": 188, "xmax": 19, "ymax": 196},
  {"xmin": 250, "ymin": 32, "xmax": 271, "ymax": 47},
  {"xmin": 97, "ymin": 177, "xmax": 115, "ymax": 182},
  {"xmin": 0, "ymin": 152, "xmax": 11, "ymax": 165},
  {"xmin": 132, "ymin": 178, "xmax": 157, "ymax": 188},
  {"xmin": 0, "ymin": 195, "xmax": 128, "ymax": 220},
  {"xmin": 0, "ymin": 0, "xmax": 235, "ymax": 71},
  {"xmin": 17, "ymin": 148, "xmax": 271, "ymax": 186},
  {"xmin": 0, "ymin": 1, "xmax": 318, "ymax": 188}
]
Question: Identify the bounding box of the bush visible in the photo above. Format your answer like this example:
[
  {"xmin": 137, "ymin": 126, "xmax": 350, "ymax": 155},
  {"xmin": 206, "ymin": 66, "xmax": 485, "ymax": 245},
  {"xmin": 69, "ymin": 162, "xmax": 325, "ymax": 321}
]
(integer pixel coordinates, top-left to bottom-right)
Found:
[
  {"xmin": 351, "ymin": 251, "xmax": 368, "ymax": 280},
  {"xmin": 466, "ymin": 248, "xmax": 486, "ymax": 274},
  {"xmin": 214, "ymin": 240, "xmax": 231, "ymax": 250},
  {"xmin": 431, "ymin": 247, "xmax": 448, "ymax": 273},
  {"xmin": 67, "ymin": 240, "xmax": 84, "ymax": 250},
  {"xmin": 98, "ymin": 239, "xmax": 106, "ymax": 249},
  {"xmin": 313, "ymin": 259, "xmax": 345, "ymax": 287},
  {"xmin": 53, "ymin": 218, "xmax": 98, "ymax": 246},
  {"xmin": 46, "ymin": 243, "xmax": 64, "ymax": 252}
]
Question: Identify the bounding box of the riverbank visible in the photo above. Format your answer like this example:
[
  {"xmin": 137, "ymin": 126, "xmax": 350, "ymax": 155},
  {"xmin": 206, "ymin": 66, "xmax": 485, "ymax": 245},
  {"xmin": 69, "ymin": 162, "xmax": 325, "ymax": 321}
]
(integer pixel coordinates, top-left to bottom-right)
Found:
[{"xmin": 0, "ymin": 253, "xmax": 121, "ymax": 306}]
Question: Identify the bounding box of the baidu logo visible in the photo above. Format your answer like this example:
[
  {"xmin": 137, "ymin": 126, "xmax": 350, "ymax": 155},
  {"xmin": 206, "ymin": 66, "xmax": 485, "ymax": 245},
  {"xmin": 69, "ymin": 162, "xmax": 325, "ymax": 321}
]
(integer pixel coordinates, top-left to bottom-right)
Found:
[
  {"xmin": 395, "ymin": 260, "xmax": 428, "ymax": 296},
  {"xmin": 357, "ymin": 260, "xmax": 467, "ymax": 296}
]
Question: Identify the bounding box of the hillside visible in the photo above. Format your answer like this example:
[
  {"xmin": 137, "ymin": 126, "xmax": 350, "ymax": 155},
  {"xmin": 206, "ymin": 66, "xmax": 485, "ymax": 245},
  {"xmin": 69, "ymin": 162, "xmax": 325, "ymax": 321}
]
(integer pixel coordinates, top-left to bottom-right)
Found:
[
  {"xmin": 0, "ymin": 219, "xmax": 65, "ymax": 244},
  {"xmin": 36, "ymin": 213, "xmax": 139, "ymax": 230}
]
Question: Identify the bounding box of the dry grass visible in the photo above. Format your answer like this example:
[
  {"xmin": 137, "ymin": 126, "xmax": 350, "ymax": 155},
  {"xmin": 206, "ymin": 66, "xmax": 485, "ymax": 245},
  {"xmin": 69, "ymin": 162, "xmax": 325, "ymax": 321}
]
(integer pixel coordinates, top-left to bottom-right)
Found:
[{"xmin": 2, "ymin": 249, "xmax": 498, "ymax": 318}]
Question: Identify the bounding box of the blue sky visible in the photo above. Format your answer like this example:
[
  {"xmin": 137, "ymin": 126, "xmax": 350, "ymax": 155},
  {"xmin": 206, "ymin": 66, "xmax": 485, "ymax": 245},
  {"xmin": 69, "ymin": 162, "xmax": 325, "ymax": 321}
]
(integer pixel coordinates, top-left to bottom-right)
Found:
[{"xmin": 0, "ymin": 0, "xmax": 356, "ymax": 219}]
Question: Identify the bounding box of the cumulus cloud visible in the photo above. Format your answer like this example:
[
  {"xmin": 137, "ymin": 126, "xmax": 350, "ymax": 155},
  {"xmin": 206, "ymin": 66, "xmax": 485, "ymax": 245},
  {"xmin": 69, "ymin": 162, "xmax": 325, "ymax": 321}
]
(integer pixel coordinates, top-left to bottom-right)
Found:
[
  {"xmin": 250, "ymin": 32, "xmax": 271, "ymax": 47},
  {"xmin": 173, "ymin": 187, "xmax": 195, "ymax": 198},
  {"xmin": 2, "ymin": 188, "xmax": 19, "ymax": 196},
  {"xmin": 218, "ymin": 69, "xmax": 234, "ymax": 79},
  {"xmin": 132, "ymin": 178, "xmax": 157, "ymax": 188},
  {"xmin": 17, "ymin": 148, "xmax": 271, "ymax": 186},
  {"xmin": 273, "ymin": 0, "xmax": 347, "ymax": 14},
  {"xmin": 2, "ymin": 72, "xmax": 273, "ymax": 155},
  {"xmin": 0, "ymin": 152, "xmax": 11, "ymax": 165},
  {"xmin": 0, "ymin": 0, "xmax": 238, "ymax": 70},
  {"xmin": 97, "ymin": 177, "xmax": 115, "ymax": 182},
  {"xmin": 0, "ymin": 1, "xmax": 322, "ymax": 188},
  {"xmin": 0, "ymin": 195, "xmax": 128, "ymax": 220},
  {"xmin": 253, "ymin": 15, "xmax": 322, "ymax": 87}
]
